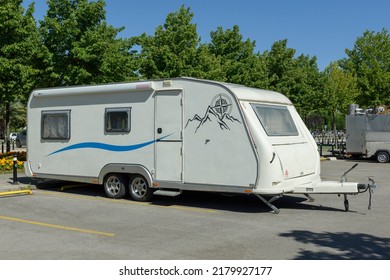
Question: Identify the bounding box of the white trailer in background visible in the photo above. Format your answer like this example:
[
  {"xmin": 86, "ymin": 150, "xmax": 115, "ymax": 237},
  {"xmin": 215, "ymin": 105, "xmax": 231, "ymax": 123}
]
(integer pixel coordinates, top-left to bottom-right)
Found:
[
  {"xmin": 346, "ymin": 104, "xmax": 390, "ymax": 163},
  {"xmin": 25, "ymin": 77, "xmax": 374, "ymax": 213}
]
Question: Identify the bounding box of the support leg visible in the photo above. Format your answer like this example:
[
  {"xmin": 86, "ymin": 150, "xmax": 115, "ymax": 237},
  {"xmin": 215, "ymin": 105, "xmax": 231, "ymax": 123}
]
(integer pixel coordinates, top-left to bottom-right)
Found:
[
  {"xmin": 254, "ymin": 194, "xmax": 282, "ymax": 214},
  {"xmin": 304, "ymin": 193, "xmax": 315, "ymax": 202},
  {"xmin": 344, "ymin": 194, "xmax": 349, "ymax": 212}
]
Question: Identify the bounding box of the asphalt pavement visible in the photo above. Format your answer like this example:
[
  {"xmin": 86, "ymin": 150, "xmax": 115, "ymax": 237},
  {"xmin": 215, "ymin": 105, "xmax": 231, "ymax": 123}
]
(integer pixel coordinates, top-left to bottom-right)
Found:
[
  {"xmin": 1, "ymin": 157, "xmax": 389, "ymax": 260},
  {"xmin": 0, "ymin": 170, "xmax": 36, "ymax": 193}
]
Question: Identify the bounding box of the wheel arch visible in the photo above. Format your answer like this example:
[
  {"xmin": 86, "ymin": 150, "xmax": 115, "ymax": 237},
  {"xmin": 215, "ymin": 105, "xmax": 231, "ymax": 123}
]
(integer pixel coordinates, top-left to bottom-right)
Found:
[{"xmin": 99, "ymin": 164, "xmax": 153, "ymax": 186}]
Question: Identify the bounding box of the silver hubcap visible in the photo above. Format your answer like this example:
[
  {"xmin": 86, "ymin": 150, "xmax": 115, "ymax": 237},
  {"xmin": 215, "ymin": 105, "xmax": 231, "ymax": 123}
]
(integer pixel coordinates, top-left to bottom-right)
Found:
[
  {"xmin": 378, "ymin": 153, "xmax": 388, "ymax": 163},
  {"xmin": 131, "ymin": 178, "xmax": 147, "ymax": 198},
  {"xmin": 106, "ymin": 176, "xmax": 121, "ymax": 194}
]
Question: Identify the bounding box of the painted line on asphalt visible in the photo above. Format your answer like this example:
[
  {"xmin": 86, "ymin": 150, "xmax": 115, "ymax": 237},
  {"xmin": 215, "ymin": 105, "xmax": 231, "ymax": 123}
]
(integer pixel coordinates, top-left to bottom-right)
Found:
[
  {"xmin": 37, "ymin": 189, "xmax": 218, "ymax": 214},
  {"xmin": 0, "ymin": 215, "xmax": 115, "ymax": 237}
]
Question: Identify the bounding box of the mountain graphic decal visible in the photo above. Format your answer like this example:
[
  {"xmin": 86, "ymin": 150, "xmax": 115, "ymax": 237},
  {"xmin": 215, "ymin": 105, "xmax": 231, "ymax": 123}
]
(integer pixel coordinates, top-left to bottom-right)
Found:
[{"xmin": 185, "ymin": 94, "xmax": 241, "ymax": 133}]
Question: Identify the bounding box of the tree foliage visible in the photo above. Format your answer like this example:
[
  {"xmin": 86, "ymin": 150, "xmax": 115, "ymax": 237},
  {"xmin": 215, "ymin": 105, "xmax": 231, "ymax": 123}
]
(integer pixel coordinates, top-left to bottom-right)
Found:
[
  {"xmin": 137, "ymin": 5, "xmax": 202, "ymax": 79},
  {"xmin": 1, "ymin": 3, "xmax": 389, "ymax": 133},
  {"xmin": 39, "ymin": 0, "xmax": 137, "ymax": 86},
  {"xmin": 208, "ymin": 25, "xmax": 268, "ymax": 87},
  {"xmin": 323, "ymin": 62, "xmax": 358, "ymax": 114},
  {"xmin": 263, "ymin": 40, "xmax": 322, "ymax": 118},
  {"xmin": 341, "ymin": 29, "xmax": 390, "ymax": 106},
  {"xmin": 0, "ymin": 0, "xmax": 44, "ymax": 143},
  {"xmin": 322, "ymin": 62, "xmax": 358, "ymax": 132},
  {"xmin": 0, "ymin": 0, "xmax": 42, "ymax": 102}
]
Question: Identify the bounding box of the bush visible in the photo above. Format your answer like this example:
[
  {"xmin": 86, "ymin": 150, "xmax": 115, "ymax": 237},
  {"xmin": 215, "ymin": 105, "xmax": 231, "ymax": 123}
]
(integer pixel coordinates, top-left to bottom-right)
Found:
[
  {"xmin": 0, "ymin": 151, "xmax": 26, "ymax": 161},
  {"xmin": 0, "ymin": 151, "xmax": 26, "ymax": 171}
]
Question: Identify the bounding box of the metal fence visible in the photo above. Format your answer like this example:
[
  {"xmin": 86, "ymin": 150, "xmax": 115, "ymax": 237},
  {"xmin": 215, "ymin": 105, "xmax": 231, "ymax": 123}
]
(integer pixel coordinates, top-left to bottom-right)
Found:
[
  {"xmin": 312, "ymin": 131, "xmax": 346, "ymax": 156},
  {"xmin": 0, "ymin": 141, "xmax": 17, "ymax": 154}
]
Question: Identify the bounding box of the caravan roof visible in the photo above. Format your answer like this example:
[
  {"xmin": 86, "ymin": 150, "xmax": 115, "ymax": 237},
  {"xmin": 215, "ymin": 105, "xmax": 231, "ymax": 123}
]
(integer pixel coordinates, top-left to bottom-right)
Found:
[
  {"xmin": 222, "ymin": 83, "xmax": 293, "ymax": 105},
  {"xmin": 31, "ymin": 77, "xmax": 292, "ymax": 106}
]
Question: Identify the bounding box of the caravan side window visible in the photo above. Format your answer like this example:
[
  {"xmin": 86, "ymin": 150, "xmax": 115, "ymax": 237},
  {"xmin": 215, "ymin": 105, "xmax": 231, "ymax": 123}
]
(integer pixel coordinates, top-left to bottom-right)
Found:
[
  {"xmin": 41, "ymin": 110, "xmax": 71, "ymax": 140},
  {"xmin": 251, "ymin": 104, "xmax": 298, "ymax": 136},
  {"xmin": 105, "ymin": 108, "xmax": 131, "ymax": 132}
]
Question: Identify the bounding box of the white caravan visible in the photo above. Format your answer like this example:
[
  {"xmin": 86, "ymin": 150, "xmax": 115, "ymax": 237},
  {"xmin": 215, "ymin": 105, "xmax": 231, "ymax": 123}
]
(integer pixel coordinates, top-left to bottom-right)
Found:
[{"xmin": 25, "ymin": 77, "xmax": 374, "ymax": 213}]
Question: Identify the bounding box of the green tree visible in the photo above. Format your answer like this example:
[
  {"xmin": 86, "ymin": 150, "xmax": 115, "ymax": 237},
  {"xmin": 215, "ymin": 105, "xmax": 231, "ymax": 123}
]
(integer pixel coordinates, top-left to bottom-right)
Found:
[
  {"xmin": 137, "ymin": 5, "xmax": 202, "ymax": 79},
  {"xmin": 0, "ymin": 0, "xmax": 42, "ymax": 147},
  {"xmin": 264, "ymin": 39, "xmax": 296, "ymax": 94},
  {"xmin": 290, "ymin": 53, "xmax": 323, "ymax": 120},
  {"xmin": 208, "ymin": 25, "xmax": 268, "ymax": 87},
  {"xmin": 322, "ymin": 62, "xmax": 358, "ymax": 133},
  {"xmin": 341, "ymin": 29, "xmax": 390, "ymax": 106},
  {"xmin": 191, "ymin": 43, "xmax": 225, "ymax": 81},
  {"xmin": 39, "ymin": 0, "xmax": 137, "ymax": 86},
  {"xmin": 264, "ymin": 40, "xmax": 322, "ymax": 119}
]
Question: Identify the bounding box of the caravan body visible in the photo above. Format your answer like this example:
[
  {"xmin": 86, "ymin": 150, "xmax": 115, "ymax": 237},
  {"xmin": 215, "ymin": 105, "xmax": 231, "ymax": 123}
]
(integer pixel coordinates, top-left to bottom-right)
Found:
[{"xmin": 25, "ymin": 78, "xmax": 369, "ymax": 212}]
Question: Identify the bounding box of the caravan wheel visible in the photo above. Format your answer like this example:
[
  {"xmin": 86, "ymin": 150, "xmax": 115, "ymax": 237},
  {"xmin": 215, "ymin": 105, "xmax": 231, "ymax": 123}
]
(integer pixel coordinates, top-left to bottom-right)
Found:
[
  {"xmin": 376, "ymin": 151, "xmax": 389, "ymax": 163},
  {"xmin": 103, "ymin": 174, "xmax": 128, "ymax": 199},
  {"xmin": 129, "ymin": 175, "xmax": 153, "ymax": 202}
]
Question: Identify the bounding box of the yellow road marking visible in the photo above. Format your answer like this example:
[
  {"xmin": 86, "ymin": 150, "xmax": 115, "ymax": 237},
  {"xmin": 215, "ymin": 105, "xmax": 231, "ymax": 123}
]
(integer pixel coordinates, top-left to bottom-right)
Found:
[
  {"xmin": 37, "ymin": 189, "xmax": 217, "ymax": 214},
  {"xmin": 0, "ymin": 215, "xmax": 115, "ymax": 237}
]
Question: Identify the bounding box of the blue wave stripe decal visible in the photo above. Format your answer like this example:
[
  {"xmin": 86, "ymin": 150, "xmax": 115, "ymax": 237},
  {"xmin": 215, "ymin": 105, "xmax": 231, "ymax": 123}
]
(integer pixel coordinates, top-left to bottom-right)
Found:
[{"xmin": 47, "ymin": 134, "xmax": 173, "ymax": 156}]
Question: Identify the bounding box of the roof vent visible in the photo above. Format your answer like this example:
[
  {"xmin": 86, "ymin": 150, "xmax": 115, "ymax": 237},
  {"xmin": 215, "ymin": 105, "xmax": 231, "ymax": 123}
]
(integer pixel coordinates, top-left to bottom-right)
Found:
[{"xmin": 163, "ymin": 80, "xmax": 172, "ymax": 87}]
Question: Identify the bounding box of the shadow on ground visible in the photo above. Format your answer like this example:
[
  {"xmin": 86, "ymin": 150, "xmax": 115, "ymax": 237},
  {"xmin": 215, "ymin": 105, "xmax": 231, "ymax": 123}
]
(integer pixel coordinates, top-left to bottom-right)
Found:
[
  {"xmin": 34, "ymin": 180, "xmax": 348, "ymax": 214},
  {"xmin": 279, "ymin": 230, "xmax": 390, "ymax": 259}
]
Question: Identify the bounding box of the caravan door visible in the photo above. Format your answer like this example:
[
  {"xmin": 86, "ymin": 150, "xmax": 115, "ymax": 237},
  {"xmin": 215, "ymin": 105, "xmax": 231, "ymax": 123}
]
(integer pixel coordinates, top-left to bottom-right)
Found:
[{"xmin": 154, "ymin": 90, "xmax": 183, "ymax": 181}]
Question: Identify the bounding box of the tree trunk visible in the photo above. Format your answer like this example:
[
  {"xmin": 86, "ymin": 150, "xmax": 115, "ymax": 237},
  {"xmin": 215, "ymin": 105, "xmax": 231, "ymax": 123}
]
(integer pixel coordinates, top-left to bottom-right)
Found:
[{"xmin": 5, "ymin": 102, "xmax": 11, "ymax": 153}]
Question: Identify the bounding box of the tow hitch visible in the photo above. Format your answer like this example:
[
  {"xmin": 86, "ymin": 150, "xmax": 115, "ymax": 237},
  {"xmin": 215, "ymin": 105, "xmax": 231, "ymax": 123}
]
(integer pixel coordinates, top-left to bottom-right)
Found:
[
  {"xmin": 256, "ymin": 163, "xmax": 377, "ymax": 214},
  {"xmin": 340, "ymin": 163, "xmax": 376, "ymax": 211},
  {"xmin": 357, "ymin": 178, "xmax": 376, "ymax": 210}
]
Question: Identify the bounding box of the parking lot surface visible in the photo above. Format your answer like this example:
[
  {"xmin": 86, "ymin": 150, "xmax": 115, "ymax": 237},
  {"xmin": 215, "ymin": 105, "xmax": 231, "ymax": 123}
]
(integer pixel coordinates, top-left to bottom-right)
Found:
[{"xmin": 0, "ymin": 159, "xmax": 389, "ymax": 260}]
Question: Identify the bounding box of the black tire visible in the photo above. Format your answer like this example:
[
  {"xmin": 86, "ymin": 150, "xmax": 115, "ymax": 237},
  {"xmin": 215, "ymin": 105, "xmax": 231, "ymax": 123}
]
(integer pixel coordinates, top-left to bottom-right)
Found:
[
  {"xmin": 103, "ymin": 174, "xmax": 128, "ymax": 199},
  {"xmin": 16, "ymin": 140, "xmax": 21, "ymax": 148},
  {"xmin": 376, "ymin": 151, "xmax": 389, "ymax": 163},
  {"xmin": 129, "ymin": 175, "xmax": 153, "ymax": 202}
]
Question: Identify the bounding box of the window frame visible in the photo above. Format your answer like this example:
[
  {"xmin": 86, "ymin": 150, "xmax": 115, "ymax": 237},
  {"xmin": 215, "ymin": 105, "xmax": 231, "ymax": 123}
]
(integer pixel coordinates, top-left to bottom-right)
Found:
[
  {"xmin": 41, "ymin": 110, "xmax": 71, "ymax": 141},
  {"xmin": 105, "ymin": 107, "xmax": 132, "ymax": 133},
  {"xmin": 251, "ymin": 103, "xmax": 299, "ymax": 137}
]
